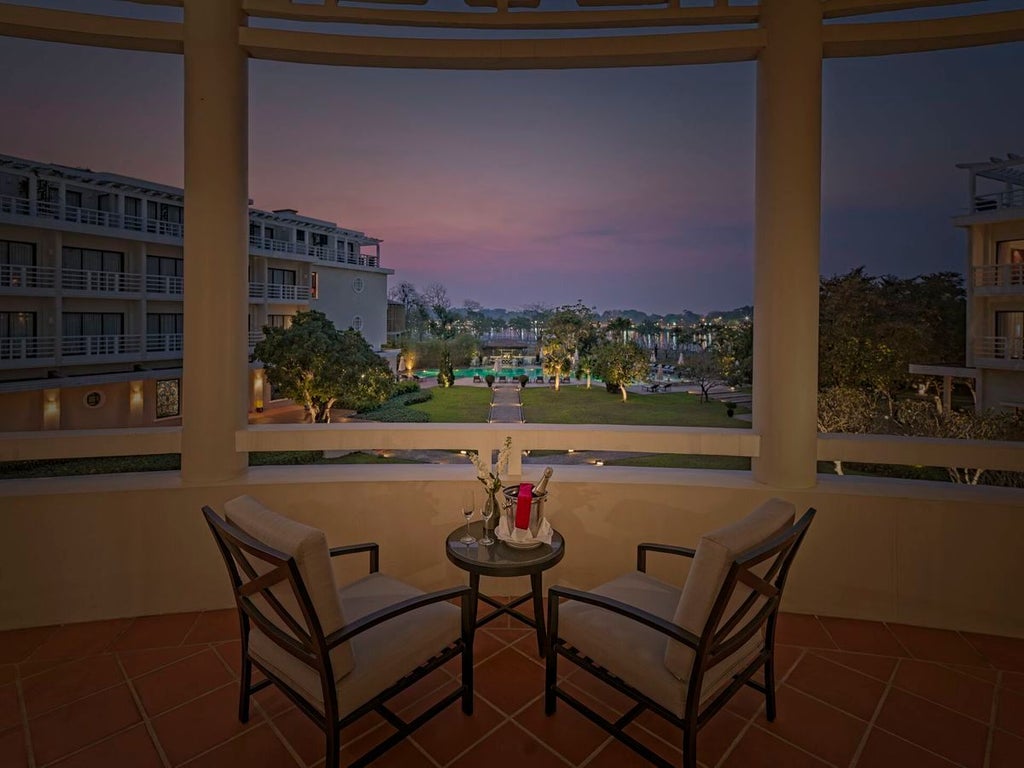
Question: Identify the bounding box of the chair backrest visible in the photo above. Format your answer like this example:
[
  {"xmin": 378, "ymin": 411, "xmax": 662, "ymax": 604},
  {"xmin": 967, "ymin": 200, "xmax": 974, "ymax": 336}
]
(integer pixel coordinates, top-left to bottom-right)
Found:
[
  {"xmin": 203, "ymin": 496, "xmax": 355, "ymax": 679},
  {"xmin": 664, "ymin": 499, "xmax": 809, "ymax": 678}
]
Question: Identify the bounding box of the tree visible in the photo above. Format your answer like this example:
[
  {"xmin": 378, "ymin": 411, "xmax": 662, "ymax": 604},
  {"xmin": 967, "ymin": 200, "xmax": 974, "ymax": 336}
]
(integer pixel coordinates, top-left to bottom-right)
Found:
[
  {"xmin": 254, "ymin": 310, "xmax": 393, "ymax": 423},
  {"xmin": 424, "ymin": 284, "xmax": 460, "ymax": 387},
  {"xmin": 606, "ymin": 316, "xmax": 633, "ymax": 344},
  {"xmin": 540, "ymin": 302, "xmax": 595, "ymax": 391},
  {"xmin": 388, "ymin": 281, "xmax": 429, "ymax": 341},
  {"xmin": 714, "ymin": 321, "xmax": 753, "ymax": 386},
  {"xmin": 595, "ymin": 341, "xmax": 648, "ymax": 402},
  {"xmin": 576, "ymin": 351, "xmax": 598, "ymax": 389},
  {"xmin": 679, "ymin": 347, "xmax": 725, "ymax": 403},
  {"xmin": 893, "ymin": 401, "xmax": 1024, "ymax": 484},
  {"xmin": 816, "ymin": 386, "xmax": 885, "ymax": 475},
  {"xmin": 819, "ymin": 268, "xmax": 966, "ymax": 414}
]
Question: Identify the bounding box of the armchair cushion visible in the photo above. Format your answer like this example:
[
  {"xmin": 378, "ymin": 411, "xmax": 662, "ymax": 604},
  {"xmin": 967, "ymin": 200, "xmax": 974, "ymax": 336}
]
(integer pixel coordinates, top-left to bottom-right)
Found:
[
  {"xmin": 558, "ymin": 572, "xmax": 761, "ymax": 717},
  {"xmin": 664, "ymin": 498, "xmax": 795, "ymax": 678},
  {"xmin": 250, "ymin": 573, "xmax": 460, "ymax": 717},
  {"xmin": 224, "ymin": 495, "xmax": 355, "ymax": 678}
]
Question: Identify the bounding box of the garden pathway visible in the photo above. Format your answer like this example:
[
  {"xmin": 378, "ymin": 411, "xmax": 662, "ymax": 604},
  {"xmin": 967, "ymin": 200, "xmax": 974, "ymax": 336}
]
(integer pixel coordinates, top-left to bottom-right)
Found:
[{"xmin": 487, "ymin": 383, "xmax": 524, "ymax": 423}]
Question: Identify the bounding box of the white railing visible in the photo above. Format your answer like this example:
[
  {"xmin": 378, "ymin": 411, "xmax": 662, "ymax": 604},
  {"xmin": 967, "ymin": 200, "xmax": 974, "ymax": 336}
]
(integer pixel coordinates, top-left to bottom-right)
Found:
[
  {"xmin": 145, "ymin": 334, "xmax": 183, "ymax": 355},
  {"xmin": 0, "ymin": 264, "xmax": 57, "ymax": 290},
  {"xmin": 249, "ymin": 235, "xmax": 306, "ymax": 257},
  {"xmin": 972, "ymin": 188, "xmax": 1024, "ymax": 212},
  {"xmin": 62, "ymin": 334, "xmax": 143, "ymax": 357},
  {"xmin": 0, "ymin": 336, "xmax": 57, "ymax": 361},
  {"xmin": 973, "ymin": 263, "xmax": 1024, "ymax": 290},
  {"xmin": 249, "ymin": 281, "xmax": 311, "ymax": 302},
  {"xmin": 62, "ymin": 269, "xmax": 142, "ymax": 294},
  {"xmin": 145, "ymin": 274, "xmax": 184, "ymax": 295},
  {"xmin": 124, "ymin": 214, "xmax": 184, "ymax": 238},
  {"xmin": 248, "ymin": 331, "xmax": 264, "ymax": 347},
  {"xmin": 0, "ymin": 195, "xmax": 31, "ymax": 216},
  {"xmin": 973, "ymin": 336, "xmax": 1024, "ymax": 362},
  {"xmin": 266, "ymin": 282, "xmax": 310, "ymax": 301},
  {"xmin": 248, "ymin": 236, "xmax": 380, "ymax": 268},
  {"xmin": 0, "ymin": 196, "xmax": 184, "ymax": 239}
]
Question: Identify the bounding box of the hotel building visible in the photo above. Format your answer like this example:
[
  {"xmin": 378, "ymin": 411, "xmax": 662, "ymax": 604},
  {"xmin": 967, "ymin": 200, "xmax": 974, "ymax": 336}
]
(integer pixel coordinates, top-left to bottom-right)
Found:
[
  {"xmin": 0, "ymin": 152, "xmax": 392, "ymax": 430},
  {"xmin": 958, "ymin": 154, "xmax": 1024, "ymax": 411}
]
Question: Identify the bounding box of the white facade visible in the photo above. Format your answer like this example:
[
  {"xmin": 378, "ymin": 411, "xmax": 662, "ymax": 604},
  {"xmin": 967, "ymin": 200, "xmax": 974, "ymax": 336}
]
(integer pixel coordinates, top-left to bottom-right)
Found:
[
  {"xmin": 0, "ymin": 152, "xmax": 391, "ymax": 428},
  {"xmin": 953, "ymin": 154, "xmax": 1024, "ymax": 411}
]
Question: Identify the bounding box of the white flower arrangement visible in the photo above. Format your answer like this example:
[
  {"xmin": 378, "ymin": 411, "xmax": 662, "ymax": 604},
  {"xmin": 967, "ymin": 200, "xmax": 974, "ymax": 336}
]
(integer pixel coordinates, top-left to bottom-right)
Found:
[{"xmin": 469, "ymin": 436, "xmax": 512, "ymax": 495}]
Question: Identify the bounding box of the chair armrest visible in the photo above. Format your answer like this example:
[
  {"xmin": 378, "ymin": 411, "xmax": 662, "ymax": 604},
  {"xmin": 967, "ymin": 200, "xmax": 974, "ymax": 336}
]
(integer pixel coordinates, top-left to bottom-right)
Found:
[
  {"xmin": 329, "ymin": 543, "xmax": 379, "ymax": 573},
  {"xmin": 548, "ymin": 585, "xmax": 699, "ymax": 649},
  {"xmin": 325, "ymin": 585, "xmax": 470, "ymax": 648},
  {"xmin": 637, "ymin": 543, "xmax": 696, "ymax": 572}
]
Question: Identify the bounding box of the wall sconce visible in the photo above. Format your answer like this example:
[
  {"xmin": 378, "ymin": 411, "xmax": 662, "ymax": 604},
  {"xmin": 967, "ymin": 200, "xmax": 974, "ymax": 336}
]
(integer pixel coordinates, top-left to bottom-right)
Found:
[{"xmin": 43, "ymin": 389, "xmax": 60, "ymax": 430}]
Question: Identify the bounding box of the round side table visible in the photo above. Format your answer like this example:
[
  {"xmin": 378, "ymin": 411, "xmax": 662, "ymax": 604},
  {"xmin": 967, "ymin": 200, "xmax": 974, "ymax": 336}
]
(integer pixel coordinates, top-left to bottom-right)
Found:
[{"xmin": 445, "ymin": 521, "xmax": 565, "ymax": 656}]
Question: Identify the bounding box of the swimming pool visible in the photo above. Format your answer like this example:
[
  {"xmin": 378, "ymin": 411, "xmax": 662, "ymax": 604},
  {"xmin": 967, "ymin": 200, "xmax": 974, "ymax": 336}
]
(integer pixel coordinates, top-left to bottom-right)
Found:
[{"xmin": 415, "ymin": 367, "xmax": 546, "ymax": 380}]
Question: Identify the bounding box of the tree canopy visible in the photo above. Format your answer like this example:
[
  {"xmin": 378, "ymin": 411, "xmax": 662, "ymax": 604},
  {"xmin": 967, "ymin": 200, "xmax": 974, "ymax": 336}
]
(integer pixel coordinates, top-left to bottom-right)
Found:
[
  {"xmin": 540, "ymin": 302, "xmax": 596, "ymax": 391},
  {"xmin": 678, "ymin": 319, "xmax": 752, "ymax": 401},
  {"xmin": 595, "ymin": 341, "xmax": 648, "ymax": 402},
  {"xmin": 819, "ymin": 268, "xmax": 965, "ymax": 411},
  {"xmin": 254, "ymin": 310, "xmax": 394, "ymax": 423}
]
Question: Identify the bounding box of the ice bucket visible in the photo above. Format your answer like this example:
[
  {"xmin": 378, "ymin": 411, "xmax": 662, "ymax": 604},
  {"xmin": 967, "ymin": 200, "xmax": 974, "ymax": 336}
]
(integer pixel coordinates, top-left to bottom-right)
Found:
[{"xmin": 501, "ymin": 484, "xmax": 548, "ymax": 539}]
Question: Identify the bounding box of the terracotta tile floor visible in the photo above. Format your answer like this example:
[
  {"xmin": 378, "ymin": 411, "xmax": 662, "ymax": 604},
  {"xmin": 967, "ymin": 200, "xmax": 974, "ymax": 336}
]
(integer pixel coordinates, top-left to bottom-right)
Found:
[{"xmin": 1, "ymin": 607, "xmax": 1023, "ymax": 767}]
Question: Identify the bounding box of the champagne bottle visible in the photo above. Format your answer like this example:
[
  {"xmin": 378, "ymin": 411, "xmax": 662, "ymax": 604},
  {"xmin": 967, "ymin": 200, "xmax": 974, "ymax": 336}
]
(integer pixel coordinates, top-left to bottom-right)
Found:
[{"xmin": 534, "ymin": 466, "xmax": 553, "ymax": 496}]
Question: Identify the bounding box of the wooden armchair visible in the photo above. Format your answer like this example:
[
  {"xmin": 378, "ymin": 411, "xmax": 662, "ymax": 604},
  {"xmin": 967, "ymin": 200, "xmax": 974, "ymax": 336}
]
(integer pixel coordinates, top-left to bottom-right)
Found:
[
  {"xmin": 545, "ymin": 499, "xmax": 815, "ymax": 768},
  {"xmin": 203, "ymin": 496, "xmax": 473, "ymax": 768}
]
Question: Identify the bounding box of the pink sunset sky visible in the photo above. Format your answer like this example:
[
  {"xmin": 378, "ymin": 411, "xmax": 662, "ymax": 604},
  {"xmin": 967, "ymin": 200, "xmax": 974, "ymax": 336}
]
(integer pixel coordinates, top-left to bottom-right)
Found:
[{"xmin": 1, "ymin": 0, "xmax": 1023, "ymax": 314}]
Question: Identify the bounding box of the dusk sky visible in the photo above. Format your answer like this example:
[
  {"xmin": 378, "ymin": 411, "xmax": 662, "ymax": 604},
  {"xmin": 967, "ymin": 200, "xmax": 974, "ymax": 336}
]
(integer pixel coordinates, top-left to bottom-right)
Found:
[{"xmin": 1, "ymin": 0, "xmax": 1023, "ymax": 315}]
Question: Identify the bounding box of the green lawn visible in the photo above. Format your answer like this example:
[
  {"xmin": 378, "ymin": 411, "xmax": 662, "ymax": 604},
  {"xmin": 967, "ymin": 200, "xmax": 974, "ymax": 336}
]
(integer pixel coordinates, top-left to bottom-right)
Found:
[
  {"xmin": 608, "ymin": 454, "xmax": 751, "ymax": 470},
  {"xmin": 0, "ymin": 450, "xmax": 421, "ymax": 479},
  {"xmin": 520, "ymin": 387, "xmax": 749, "ymax": 428},
  {"xmin": 408, "ymin": 386, "xmax": 493, "ymax": 423}
]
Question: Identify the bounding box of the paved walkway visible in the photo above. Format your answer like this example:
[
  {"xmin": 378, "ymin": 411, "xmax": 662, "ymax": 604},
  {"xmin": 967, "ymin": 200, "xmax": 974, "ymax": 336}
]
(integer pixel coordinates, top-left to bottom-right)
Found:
[{"xmin": 488, "ymin": 384, "xmax": 524, "ymax": 423}]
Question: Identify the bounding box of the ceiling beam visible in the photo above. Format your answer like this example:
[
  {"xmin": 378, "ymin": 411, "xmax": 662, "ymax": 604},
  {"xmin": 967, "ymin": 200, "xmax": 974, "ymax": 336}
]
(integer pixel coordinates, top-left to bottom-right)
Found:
[
  {"xmin": 823, "ymin": 9, "xmax": 1024, "ymax": 57},
  {"xmin": 239, "ymin": 25, "xmax": 765, "ymax": 69},
  {"xmin": 823, "ymin": 0, "xmax": 981, "ymax": 20},
  {"xmin": 0, "ymin": 3, "xmax": 182, "ymax": 54}
]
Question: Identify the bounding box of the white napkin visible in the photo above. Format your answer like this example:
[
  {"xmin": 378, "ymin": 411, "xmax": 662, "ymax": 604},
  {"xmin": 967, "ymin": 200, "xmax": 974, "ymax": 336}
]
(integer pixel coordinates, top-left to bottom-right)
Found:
[{"xmin": 495, "ymin": 515, "xmax": 553, "ymax": 546}]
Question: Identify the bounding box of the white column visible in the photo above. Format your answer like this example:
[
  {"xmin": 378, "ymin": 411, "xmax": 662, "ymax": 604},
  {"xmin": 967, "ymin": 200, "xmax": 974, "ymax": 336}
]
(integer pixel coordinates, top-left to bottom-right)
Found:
[
  {"xmin": 752, "ymin": 0, "xmax": 822, "ymax": 489},
  {"xmin": 181, "ymin": 0, "xmax": 249, "ymax": 483}
]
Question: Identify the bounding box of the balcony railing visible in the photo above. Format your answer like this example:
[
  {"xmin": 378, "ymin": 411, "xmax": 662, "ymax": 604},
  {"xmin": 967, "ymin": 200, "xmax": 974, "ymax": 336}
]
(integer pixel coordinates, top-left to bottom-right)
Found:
[
  {"xmin": 973, "ymin": 263, "xmax": 1024, "ymax": 292},
  {"xmin": 123, "ymin": 214, "xmax": 185, "ymax": 238},
  {"xmin": 145, "ymin": 274, "xmax": 184, "ymax": 295},
  {"xmin": 62, "ymin": 268, "xmax": 142, "ymax": 294},
  {"xmin": 0, "ymin": 336, "xmax": 57, "ymax": 361},
  {"xmin": 249, "ymin": 281, "xmax": 311, "ymax": 302},
  {"xmin": 972, "ymin": 188, "xmax": 1024, "ymax": 212},
  {"xmin": 0, "ymin": 195, "xmax": 185, "ymax": 239},
  {"xmin": 145, "ymin": 333, "xmax": 183, "ymax": 355},
  {"xmin": 0, "ymin": 196, "xmax": 380, "ymax": 263},
  {"xmin": 249, "ymin": 235, "xmax": 380, "ymax": 267},
  {"xmin": 62, "ymin": 334, "xmax": 143, "ymax": 357},
  {"xmin": 0, "ymin": 264, "xmax": 57, "ymax": 290},
  {"xmin": 248, "ymin": 330, "xmax": 264, "ymax": 347},
  {"xmin": 973, "ymin": 335, "xmax": 1024, "ymax": 368}
]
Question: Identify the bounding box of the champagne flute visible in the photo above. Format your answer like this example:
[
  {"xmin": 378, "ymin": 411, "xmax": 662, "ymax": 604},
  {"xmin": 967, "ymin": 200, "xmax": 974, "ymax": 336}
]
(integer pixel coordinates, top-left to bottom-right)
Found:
[
  {"xmin": 480, "ymin": 493, "xmax": 495, "ymax": 546},
  {"xmin": 459, "ymin": 489, "xmax": 476, "ymax": 545}
]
